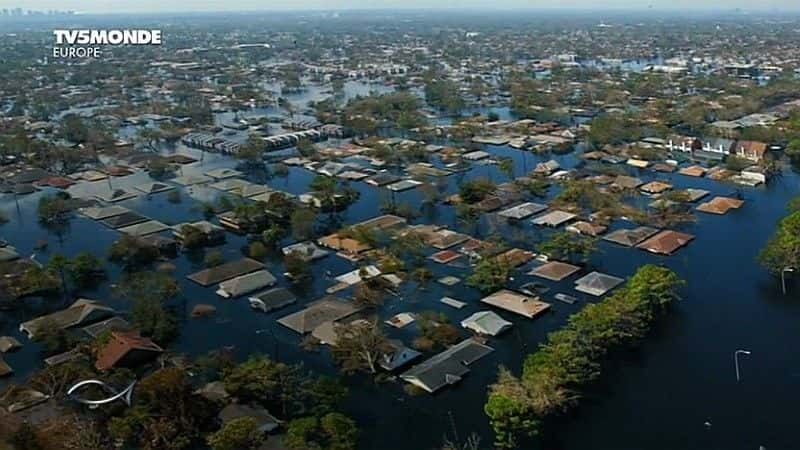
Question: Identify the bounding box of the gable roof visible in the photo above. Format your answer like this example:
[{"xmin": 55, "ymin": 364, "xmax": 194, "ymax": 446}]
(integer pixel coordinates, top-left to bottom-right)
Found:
[
  {"xmin": 277, "ymin": 297, "xmax": 361, "ymax": 334},
  {"xmin": 400, "ymin": 339, "xmax": 493, "ymax": 393},
  {"xmin": 20, "ymin": 299, "xmax": 115, "ymax": 338},
  {"xmin": 216, "ymin": 269, "xmax": 277, "ymax": 298},
  {"xmin": 187, "ymin": 258, "xmax": 263, "ymax": 286}
]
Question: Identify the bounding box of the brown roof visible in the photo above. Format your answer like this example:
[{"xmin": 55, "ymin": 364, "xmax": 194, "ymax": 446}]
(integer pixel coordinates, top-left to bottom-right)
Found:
[
  {"xmin": 95, "ymin": 330, "xmax": 163, "ymax": 371},
  {"xmin": 317, "ymin": 234, "xmax": 371, "ymax": 254},
  {"xmin": 187, "ymin": 258, "xmax": 263, "ymax": 286},
  {"xmin": 679, "ymin": 166, "xmax": 707, "ymax": 177},
  {"xmin": 429, "ymin": 250, "xmax": 462, "ymax": 264},
  {"xmin": 496, "ymin": 248, "xmax": 535, "ymax": 267},
  {"xmin": 277, "ymin": 297, "xmax": 361, "ymax": 334},
  {"xmin": 567, "ymin": 221, "xmax": 607, "ymax": 236},
  {"xmin": 696, "ymin": 197, "xmax": 744, "ymax": 215},
  {"xmin": 640, "ymin": 181, "xmax": 672, "ymax": 194},
  {"xmin": 636, "ymin": 230, "xmax": 695, "ymax": 255},
  {"xmin": 480, "ymin": 290, "xmax": 550, "ymax": 319},
  {"xmin": 35, "ymin": 176, "xmax": 76, "ymax": 189},
  {"xmin": 0, "ymin": 357, "xmax": 11, "ymax": 377},
  {"xmin": 734, "ymin": 140, "xmax": 768, "ymax": 159},
  {"xmin": 529, "ymin": 261, "xmax": 581, "ymax": 281}
]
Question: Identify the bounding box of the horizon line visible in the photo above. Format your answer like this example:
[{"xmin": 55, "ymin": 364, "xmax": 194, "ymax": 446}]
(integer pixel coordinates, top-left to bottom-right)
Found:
[{"xmin": 5, "ymin": 6, "xmax": 800, "ymax": 15}]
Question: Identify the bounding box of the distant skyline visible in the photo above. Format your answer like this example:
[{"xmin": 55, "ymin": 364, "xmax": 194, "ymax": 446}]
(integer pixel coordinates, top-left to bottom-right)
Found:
[{"xmin": 1, "ymin": 0, "xmax": 799, "ymax": 14}]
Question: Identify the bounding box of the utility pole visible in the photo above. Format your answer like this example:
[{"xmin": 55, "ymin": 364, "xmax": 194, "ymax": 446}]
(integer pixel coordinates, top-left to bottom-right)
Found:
[
  {"xmin": 735, "ymin": 349, "xmax": 751, "ymax": 382},
  {"xmin": 781, "ymin": 267, "xmax": 795, "ymax": 295}
]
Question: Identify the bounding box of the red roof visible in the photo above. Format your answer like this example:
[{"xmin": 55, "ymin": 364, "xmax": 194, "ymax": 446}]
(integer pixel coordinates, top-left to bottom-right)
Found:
[
  {"xmin": 95, "ymin": 330, "xmax": 163, "ymax": 371},
  {"xmin": 35, "ymin": 176, "xmax": 75, "ymax": 189}
]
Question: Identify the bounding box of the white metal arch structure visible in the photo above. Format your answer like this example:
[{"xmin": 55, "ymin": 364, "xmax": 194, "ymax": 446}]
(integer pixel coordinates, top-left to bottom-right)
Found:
[{"xmin": 67, "ymin": 379, "xmax": 137, "ymax": 406}]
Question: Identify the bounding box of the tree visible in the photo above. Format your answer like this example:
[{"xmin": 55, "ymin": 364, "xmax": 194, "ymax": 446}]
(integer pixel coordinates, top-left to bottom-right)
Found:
[
  {"xmin": 10, "ymin": 422, "xmax": 41, "ymax": 450},
  {"xmin": 60, "ymin": 114, "xmax": 89, "ymax": 144},
  {"xmin": 484, "ymin": 265, "xmax": 683, "ymax": 444},
  {"xmin": 28, "ymin": 361, "xmax": 93, "ymax": 398},
  {"xmin": 204, "ymin": 250, "xmax": 225, "ymax": 268},
  {"xmin": 413, "ymin": 312, "xmax": 461, "ymax": 352},
  {"xmin": 310, "ymin": 175, "xmax": 338, "ymax": 210},
  {"xmin": 484, "ymin": 368, "xmax": 539, "ymax": 449},
  {"xmin": 786, "ymin": 139, "xmax": 800, "ymax": 160},
  {"xmin": 236, "ymin": 135, "xmax": 265, "ymax": 167},
  {"xmin": 498, "ymin": 158, "xmax": 514, "ymax": 179},
  {"xmin": 458, "ymin": 177, "xmax": 495, "ymax": 204},
  {"xmin": 538, "ymin": 231, "xmax": 598, "ymax": 263},
  {"xmin": 108, "ymin": 235, "xmax": 160, "ymax": 269},
  {"xmin": 262, "ymin": 224, "xmax": 285, "ymax": 247},
  {"xmin": 249, "ymin": 241, "xmax": 268, "ymax": 260},
  {"xmin": 223, "ymin": 356, "xmax": 303, "ymax": 418},
  {"xmin": 352, "ymin": 280, "xmax": 384, "ymax": 309},
  {"xmin": 131, "ymin": 296, "xmax": 179, "ymax": 344},
  {"xmin": 179, "ymin": 224, "xmax": 208, "ymax": 249},
  {"xmin": 291, "ymin": 208, "xmax": 317, "ymax": 240},
  {"xmin": 37, "ymin": 192, "xmax": 72, "ymax": 224},
  {"xmin": 284, "ymin": 413, "xmax": 358, "ymax": 450},
  {"xmin": 758, "ymin": 211, "xmax": 800, "ymax": 274},
  {"xmin": 296, "ymin": 138, "xmax": 317, "ymax": 157},
  {"xmin": 136, "ymin": 127, "xmax": 165, "ymax": 152},
  {"xmin": 118, "ymin": 272, "xmax": 180, "ymax": 344},
  {"xmin": 467, "ymin": 257, "xmax": 512, "ymax": 293},
  {"xmin": 109, "ymin": 367, "xmax": 214, "ymax": 450},
  {"xmin": 331, "ymin": 320, "xmax": 393, "ymax": 374},
  {"xmin": 207, "ymin": 417, "xmax": 264, "ymax": 450},
  {"xmin": 67, "ymin": 252, "xmax": 105, "ymax": 289},
  {"xmin": 284, "ymin": 251, "xmax": 310, "ymax": 281},
  {"xmin": 33, "ymin": 318, "xmax": 77, "ymax": 356},
  {"xmin": 46, "ymin": 253, "xmax": 70, "ymax": 294}
]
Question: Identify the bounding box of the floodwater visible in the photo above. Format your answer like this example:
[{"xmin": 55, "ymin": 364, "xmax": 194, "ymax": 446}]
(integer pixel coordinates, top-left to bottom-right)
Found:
[{"xmin": 1, "ymin": 127, "xmax": 799, "ymax": 450}]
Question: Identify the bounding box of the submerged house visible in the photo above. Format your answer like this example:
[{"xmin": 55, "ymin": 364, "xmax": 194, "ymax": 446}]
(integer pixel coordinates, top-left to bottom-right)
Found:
[
  {"xmin": 172, "ymin": 220, "xmax": 226, "ymax": 246},
  {"xmin": 187, "ymin": 258, "xmax": 264, "ymax": 286},
  {"xmin": 379, "ymin": 341, "xmax": 422, "ymax": 371},
  {"xmin": 636, "ymin": 230, "xmax": 695, "ymax": 255},
  {"xmin": 461, "ymin": 311, "xmax": 513, "ymax": 336},
  {"xmin": 732, "ymin": 140, "xmax": 768, "ymax": 161},
  {"xmin": 20, "ymin": 299, "xmax": 115, "ymax": 339},
  {"xmin": 216, "ymin": 270, "xmax": 277, "ymax": 298},
  {"xmin": 277, "ymin": 297, "xmax": 361, "ymax": 335},
  {"xmin": 248, "ymin": 288, "xmax": 297, "ymax": 313},
  {"xmin": 400, "ymin": 339, "xmax": 494, "ymax": 393},
  {"xmin": 574, "ymin": 272, "xmax": 624, "ymax": 296},
  {"xmin": 480, "ymin": 290, "xmax": 551, "ymax": 319},
  {"xmin": 95, "ymin": 330, "xmax": 163, "ymax": 371}
]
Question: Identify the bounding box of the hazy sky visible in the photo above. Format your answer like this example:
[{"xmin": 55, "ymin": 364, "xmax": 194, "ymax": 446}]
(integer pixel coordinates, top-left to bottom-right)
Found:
[{"xmin": 2, "ymin": 0, "xmax": 799, "ymax": 13}]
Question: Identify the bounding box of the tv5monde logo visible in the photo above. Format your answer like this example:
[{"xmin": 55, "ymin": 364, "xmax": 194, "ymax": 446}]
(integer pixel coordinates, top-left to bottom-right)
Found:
[{"xmin": 52, "ymin": 29, "xmax": 162, "ymax": 58}]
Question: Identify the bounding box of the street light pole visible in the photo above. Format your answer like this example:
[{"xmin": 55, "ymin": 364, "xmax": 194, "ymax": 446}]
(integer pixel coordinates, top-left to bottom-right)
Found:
[
  {"xmin": 781, "ymin": 267, "xmax": 795, "ymax": 295},
  {"xmin": 734, "ymin": 350, "xmax": 751, "ymax": 382}
]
